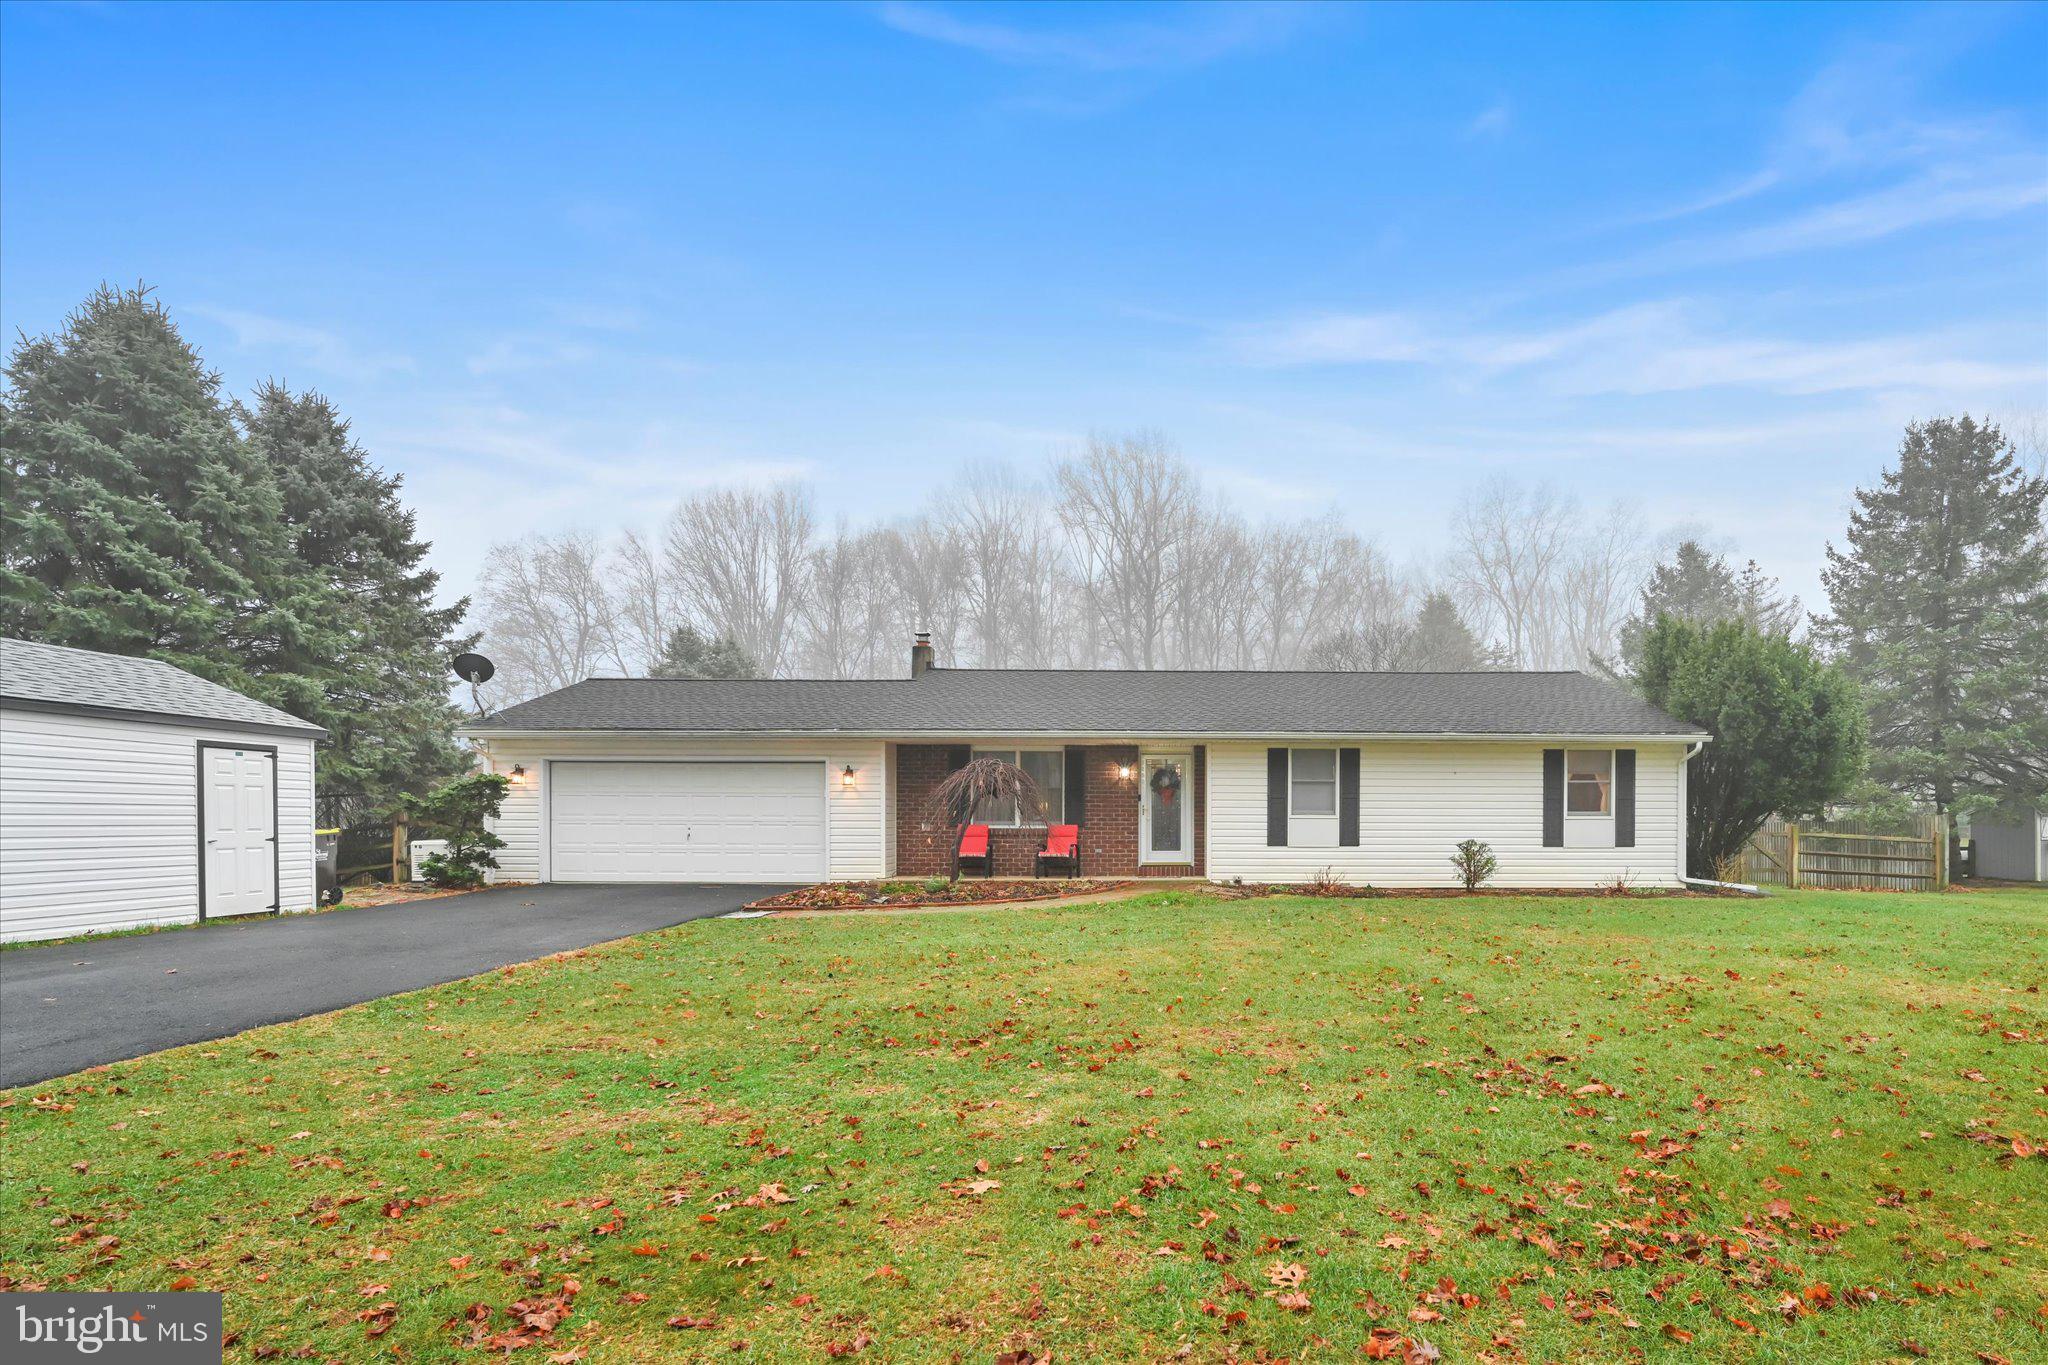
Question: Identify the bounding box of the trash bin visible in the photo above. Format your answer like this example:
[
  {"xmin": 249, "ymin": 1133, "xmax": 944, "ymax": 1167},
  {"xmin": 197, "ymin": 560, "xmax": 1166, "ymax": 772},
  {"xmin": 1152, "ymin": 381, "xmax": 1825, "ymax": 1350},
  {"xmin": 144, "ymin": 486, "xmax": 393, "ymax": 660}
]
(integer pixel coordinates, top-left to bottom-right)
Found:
[{"xmin": 314, "ymin": 828, "xmax": 343, "ymax": 906}]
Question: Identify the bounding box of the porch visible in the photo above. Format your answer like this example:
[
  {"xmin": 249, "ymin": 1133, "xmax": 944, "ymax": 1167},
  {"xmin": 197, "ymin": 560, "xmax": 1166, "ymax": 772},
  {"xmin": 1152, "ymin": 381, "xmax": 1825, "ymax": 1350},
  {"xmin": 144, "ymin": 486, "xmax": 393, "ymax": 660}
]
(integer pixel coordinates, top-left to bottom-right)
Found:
[{"xmin": 892, "ymin": 742, "xmax": 1208, "ymax": 879}]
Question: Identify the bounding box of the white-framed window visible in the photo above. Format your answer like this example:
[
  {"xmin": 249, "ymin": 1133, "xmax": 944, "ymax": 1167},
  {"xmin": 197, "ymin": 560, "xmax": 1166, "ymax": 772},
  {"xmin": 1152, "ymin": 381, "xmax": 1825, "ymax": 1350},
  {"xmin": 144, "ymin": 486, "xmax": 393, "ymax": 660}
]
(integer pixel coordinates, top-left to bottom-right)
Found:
[
  {"xmin": 1289, "ymin": 747, "xmax": 1338, "ymax": 816},
  {"xmin": 969, "ymin": 748, "xmax": 1066, "ymax": 826},
  {"xmin": 1566, "ymin": 749, "xmax": 1613, "ymax": 815}
]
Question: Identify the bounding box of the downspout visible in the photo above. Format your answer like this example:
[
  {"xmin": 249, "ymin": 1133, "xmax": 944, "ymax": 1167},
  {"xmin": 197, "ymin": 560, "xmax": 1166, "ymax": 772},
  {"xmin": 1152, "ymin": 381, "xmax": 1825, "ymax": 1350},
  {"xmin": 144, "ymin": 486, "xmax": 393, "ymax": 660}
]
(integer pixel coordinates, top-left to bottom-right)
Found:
[{"xmin": 1673, "ymin": 739, "xmax": 1763, "ymax": 894}]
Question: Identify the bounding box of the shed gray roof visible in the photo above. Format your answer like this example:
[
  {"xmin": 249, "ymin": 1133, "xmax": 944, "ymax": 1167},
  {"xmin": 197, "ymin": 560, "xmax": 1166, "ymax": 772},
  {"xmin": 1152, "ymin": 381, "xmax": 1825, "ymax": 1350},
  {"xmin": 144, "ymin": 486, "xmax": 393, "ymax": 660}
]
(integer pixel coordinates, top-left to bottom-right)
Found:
[
  {"xmin": 465, "ymin": 668, "xmax": 1705, "ymax": 739},
  {"xmin": 0, "ymin": 638, "xmax": 326, "ymax": 737}
]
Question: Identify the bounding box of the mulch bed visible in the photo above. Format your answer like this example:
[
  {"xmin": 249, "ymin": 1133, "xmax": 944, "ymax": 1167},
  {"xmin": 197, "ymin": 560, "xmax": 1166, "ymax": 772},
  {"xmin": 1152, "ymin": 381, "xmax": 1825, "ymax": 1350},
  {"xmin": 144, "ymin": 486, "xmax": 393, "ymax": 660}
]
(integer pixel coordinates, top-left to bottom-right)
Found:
[
  {"xmin": 340, "ymin": 882, "xmax": 515, "ymax": 908},
  {"xmin": 747, "ymin": 880, "xmax": 1132, "ymax": 911}
]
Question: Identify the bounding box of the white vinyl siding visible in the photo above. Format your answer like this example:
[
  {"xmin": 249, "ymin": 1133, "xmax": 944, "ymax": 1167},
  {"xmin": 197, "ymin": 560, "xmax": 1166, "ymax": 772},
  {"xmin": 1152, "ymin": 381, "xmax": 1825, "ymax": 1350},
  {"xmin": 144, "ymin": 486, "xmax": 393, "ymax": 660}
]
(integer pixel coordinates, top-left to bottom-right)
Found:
[
  {"xmin": 1208, "ymin": 740, "xmax": 1686, "ymax": 888},
  {"xmin": 472, "ymin": 735, "xmax": 888, "ymax": 884},
  {"xmin": 0, "ymin": 705, "xmax": 317, "ymax": 943}
]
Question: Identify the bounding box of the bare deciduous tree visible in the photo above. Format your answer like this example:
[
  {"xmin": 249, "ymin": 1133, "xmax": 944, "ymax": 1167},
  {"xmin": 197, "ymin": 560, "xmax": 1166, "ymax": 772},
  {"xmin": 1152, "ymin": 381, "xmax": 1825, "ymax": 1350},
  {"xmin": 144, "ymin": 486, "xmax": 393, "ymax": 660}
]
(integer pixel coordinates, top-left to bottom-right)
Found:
[
  {"xmin": 1556, "ymin": 501, "xmax": 1650, "ymax": 671},
  {"xmin": 801, "ymin": 523, "xmax": 896, "ymax": 678},
  {"xmin": 607, "ymin": 525, "xmax": 679, "ymax": 674},
  {"xmin": 949, "ymin": 462, "xmax": 1045, "ymax": 668},
  {"xmin": 1449, "ymin": 480, "xmax": 1576, "ymax": 668},
  {"xmin": 1054, "ymin": 432, "xmax": 1202, "ymax": 668},
  {"xmin": 473, "ymin": 530, "xmax": 624, "ymax": 702},
  {"xmin": 661, "ymin": 484, "xmax": 815, "ymax": 676},
  {"xmin": 467, "ymin": 438, "xmax": 1681, "ymax": 685},
  {"xmin": 884, "ymin": 514, "xmax": 967, "ymax": 667}
]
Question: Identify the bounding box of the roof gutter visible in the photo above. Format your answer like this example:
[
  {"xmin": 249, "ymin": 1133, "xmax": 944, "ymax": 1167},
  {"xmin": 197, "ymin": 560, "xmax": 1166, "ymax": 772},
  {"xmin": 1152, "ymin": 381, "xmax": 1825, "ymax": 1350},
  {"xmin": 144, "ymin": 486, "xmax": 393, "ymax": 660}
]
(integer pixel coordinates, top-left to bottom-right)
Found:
[
  {"xmin": 457, "ymin": 726, "xmax": 1711, "ymax": 744},
  {"xmin": 0, "ymin": 694, "xmax": 328, "ymax": 739}
]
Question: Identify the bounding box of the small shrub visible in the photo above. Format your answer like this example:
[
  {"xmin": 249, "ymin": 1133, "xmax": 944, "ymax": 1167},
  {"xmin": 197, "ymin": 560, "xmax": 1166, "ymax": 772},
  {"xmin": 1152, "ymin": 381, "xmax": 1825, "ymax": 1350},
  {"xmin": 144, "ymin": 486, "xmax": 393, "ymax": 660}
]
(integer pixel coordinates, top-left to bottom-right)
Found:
[
  {"xmin": 418, "ymin": 851, "xmax": 486, "ymax": 889},
  {"xmin": 922, "ymin": 877, "xmax": 950, "ymax": 896},
  {"xmin": 1450, "ymin": 839, "xmax": 1497, "ymax": 892},
  {"xmin": 408, "ymin": 773, "xmax": 510, "ymax": 889}
]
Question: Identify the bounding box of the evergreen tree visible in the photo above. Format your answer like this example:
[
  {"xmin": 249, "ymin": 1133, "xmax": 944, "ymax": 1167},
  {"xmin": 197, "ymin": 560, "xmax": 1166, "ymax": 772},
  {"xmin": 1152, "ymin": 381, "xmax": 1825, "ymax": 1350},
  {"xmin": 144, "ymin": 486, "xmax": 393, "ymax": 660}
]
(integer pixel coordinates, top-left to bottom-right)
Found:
[
  {"xmin": 0, "ymin": 285, "xmax": 311, "ymax": 692},
  {"xmin": 1815, "ymin": 416, "xmax": 2048, "ymax": 811},
  {"xmin": 1638, "ymin": 617, "xmax": 1867, "ymax": 877},
  {"xmin": 239, "ymin": 382, "xmax": 471, "ymax": 817},
  {"xmin": 1396, "ymin": 592, "xmax": 1498, "ymax": 670},
  {"xmin": 1616, "ymin": 540, "xmax": 1798, "ymax": 666},
  {"xmin": 652, "ymin": 624, "xmax": 759, "ymax": 679}
]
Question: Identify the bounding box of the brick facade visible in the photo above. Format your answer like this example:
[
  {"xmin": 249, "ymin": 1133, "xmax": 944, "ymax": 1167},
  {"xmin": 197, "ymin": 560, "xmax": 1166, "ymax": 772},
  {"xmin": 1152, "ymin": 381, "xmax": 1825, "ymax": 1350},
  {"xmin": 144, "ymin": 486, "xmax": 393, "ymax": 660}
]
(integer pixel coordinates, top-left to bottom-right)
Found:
[{"xmin": 893, "ymin": 743, "xmax": 1206, "ymax": 878}]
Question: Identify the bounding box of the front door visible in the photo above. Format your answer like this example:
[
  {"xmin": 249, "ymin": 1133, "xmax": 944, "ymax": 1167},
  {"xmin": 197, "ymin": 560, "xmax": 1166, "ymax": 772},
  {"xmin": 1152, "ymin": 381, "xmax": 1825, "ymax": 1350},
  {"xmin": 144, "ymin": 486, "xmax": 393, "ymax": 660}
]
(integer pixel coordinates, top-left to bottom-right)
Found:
[
  {"xmin": 1139, "ymin": 753, "xmax": 1192, "ymax": 865},
  {"xmin": 201, "ymin": 745, "xmax": 277, "ymax": 919}
]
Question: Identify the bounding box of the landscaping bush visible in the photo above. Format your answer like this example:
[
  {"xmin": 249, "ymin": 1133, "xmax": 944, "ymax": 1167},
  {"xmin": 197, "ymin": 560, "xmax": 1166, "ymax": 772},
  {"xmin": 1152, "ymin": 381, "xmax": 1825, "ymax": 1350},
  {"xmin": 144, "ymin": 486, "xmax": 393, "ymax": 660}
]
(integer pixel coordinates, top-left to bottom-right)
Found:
[
  {"xmin": 409, "ymin": 773, "xmax": 509, "ymax": 888},
  {"xmin": 1450, "ymin": 838, "xmax": 1498, "ymax": 891}
]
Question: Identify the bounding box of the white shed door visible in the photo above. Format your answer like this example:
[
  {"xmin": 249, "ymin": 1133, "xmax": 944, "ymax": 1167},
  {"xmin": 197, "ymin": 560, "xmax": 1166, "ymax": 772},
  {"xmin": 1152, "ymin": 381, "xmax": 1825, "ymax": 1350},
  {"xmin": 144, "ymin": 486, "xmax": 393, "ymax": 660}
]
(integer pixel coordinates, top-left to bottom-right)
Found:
[
  {"xmin": 549, "ymin": 762, "xmax": 827, "ymax": 883},
  {"xmin": 202, "ymin": 746, "xmax": 276, "ymax": 918}
]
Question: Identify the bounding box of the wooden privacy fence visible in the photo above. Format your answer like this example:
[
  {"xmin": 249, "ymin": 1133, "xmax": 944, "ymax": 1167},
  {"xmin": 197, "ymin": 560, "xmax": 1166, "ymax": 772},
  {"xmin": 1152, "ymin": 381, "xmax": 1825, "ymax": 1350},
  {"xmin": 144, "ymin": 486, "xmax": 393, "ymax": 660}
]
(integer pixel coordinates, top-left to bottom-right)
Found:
[{"xmin": 1740, "ymin": 813, "xmax": 1949, "ymax": 891}]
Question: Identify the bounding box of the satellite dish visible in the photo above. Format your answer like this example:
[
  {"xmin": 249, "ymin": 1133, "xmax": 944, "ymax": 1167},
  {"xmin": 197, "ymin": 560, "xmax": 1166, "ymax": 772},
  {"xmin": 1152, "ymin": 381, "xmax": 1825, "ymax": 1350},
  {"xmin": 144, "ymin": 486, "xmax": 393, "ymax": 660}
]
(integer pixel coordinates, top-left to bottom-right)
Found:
[{"xmin": 452, "ymin": 652, "xmax": 497, "ymax": 719}]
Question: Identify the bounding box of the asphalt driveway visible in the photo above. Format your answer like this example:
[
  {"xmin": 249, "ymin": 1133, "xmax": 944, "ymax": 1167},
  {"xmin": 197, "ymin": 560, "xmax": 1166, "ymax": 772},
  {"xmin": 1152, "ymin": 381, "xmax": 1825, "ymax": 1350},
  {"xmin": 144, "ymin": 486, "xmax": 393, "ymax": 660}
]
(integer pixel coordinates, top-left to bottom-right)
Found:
[{"xmin": 0, "ymin": 882, "xmax": 782, "ymax": 1088}]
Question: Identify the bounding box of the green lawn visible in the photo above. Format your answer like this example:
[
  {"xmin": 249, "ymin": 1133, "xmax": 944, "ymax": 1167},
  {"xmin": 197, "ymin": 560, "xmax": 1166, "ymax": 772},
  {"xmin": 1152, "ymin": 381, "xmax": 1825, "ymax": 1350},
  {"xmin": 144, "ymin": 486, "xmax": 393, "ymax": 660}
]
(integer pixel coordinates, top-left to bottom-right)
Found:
[{"xmin": 3, "ymin": 887, "xmax": 2043, "ymax": 1363}]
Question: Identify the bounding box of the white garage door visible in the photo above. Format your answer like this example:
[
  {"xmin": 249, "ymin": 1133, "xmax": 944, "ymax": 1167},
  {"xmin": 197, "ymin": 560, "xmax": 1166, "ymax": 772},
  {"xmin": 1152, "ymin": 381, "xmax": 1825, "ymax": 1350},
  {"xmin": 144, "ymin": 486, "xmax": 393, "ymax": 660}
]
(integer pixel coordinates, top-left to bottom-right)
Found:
[{"xmin": 549, "ymin": 762, "xmax": 827, "ymax": 883}]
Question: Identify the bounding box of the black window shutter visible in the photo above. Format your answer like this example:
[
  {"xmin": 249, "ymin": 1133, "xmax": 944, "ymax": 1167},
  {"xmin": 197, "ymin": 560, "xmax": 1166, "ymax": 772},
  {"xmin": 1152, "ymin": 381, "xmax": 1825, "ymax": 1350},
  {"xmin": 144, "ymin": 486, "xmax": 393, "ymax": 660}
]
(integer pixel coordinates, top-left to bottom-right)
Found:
[
  {"xmin": 1338, "ymin": 747, "xmax": 1360, "ymax": 846},
  {"xmin": 1542, "ymin": 749, "xmax": 1565, "ymax": 847},
  {"xmin": 1267, "ymin": 748, "xmax": 1289, "ymax": 846},
  {"xmin": 1063, "ymin": 746, "xmax": 1087, "ymax": 828},
  {"xmin": 946, "ymin": 746, "xmax": 971, "ymax": 772},
  {"xmin": 1614, "ymin": 749, "xmax": 1636, "ymax": 847}
]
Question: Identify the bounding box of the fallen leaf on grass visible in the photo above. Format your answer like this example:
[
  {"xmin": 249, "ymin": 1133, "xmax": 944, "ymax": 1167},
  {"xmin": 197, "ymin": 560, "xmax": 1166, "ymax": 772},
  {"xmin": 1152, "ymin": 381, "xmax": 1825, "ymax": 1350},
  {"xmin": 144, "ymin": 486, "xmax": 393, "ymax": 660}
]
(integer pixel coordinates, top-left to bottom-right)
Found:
[{"xmin": 355, "ymin": 1302, "xmax": 398, "ymax": 1338}]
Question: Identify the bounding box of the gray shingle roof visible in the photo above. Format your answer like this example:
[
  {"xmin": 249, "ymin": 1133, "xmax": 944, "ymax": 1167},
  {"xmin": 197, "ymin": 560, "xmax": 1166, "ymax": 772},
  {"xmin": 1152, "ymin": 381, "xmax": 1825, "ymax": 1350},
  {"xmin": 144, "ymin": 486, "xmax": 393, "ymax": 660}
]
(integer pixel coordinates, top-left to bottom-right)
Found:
[
  {"xmin": 465, "ymin": 668, "xmax": 1705, "ymax": 739},
  {"xmin": 0, "ymin": 638, "xmax": 326, "ymax": 736}
]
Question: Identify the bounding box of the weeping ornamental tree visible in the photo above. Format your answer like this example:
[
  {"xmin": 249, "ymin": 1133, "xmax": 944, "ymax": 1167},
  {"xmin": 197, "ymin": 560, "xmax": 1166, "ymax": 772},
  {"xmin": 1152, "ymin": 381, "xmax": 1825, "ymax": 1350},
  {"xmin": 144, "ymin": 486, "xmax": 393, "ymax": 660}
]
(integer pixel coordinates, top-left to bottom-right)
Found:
[
  {"xmin": 1636, "ymin": 617, "xmax": 1868, "ymax": 878},
  {"xmin": 925, "ymin": 756, "xmax": 1039, "ymax": 880}
]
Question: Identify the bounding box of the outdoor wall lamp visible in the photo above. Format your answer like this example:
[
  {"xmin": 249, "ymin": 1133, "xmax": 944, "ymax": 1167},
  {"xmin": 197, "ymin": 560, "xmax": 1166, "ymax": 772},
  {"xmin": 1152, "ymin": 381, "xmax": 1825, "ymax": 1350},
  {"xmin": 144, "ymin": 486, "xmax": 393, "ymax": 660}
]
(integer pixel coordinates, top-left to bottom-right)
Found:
[
  {"xmin": 1116, "ymin": 763, "xmax": 1133, "ymax": 781},
  {"xmin": 508, "ymin": 764, "xmax": 527, "ymax": 784},
  {"xmin": 841, "ymin": 764, "xmax": 857, "ymax": 788}
]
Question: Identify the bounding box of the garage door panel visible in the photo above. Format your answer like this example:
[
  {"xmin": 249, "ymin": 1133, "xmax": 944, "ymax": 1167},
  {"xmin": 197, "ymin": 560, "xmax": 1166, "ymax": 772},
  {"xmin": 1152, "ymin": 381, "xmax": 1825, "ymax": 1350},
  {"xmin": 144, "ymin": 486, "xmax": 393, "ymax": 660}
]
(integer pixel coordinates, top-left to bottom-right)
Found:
[{"xmin": 548, "ymin": 762, "xmax": 826, "ymax": 883}]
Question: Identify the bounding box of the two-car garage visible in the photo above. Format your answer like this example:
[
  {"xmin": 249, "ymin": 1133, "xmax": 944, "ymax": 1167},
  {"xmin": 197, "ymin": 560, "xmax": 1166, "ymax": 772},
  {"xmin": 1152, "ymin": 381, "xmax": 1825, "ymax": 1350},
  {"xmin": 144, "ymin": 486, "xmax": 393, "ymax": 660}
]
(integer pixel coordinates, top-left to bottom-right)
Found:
[{"xmin": 546, "ymin": 761, "xmax": 830, "ymax": 883}]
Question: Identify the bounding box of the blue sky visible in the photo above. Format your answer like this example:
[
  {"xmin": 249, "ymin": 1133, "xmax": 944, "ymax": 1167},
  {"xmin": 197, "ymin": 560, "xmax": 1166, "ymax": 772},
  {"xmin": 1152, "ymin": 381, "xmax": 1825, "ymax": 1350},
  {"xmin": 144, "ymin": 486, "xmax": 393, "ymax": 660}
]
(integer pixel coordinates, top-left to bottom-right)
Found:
[{"xmin": 4, "ymin": 0, "xmax": 2044, "ymax": 614}]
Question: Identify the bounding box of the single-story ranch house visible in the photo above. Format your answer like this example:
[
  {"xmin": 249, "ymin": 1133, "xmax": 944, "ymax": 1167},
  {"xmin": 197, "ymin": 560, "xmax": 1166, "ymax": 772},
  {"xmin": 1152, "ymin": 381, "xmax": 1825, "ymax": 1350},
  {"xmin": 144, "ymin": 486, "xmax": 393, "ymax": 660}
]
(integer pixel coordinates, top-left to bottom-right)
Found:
[
  {"xmin": 0, "ymin": 638, "xmax": 324, "ymax": 943},
  {"xmin": 461, "ymin": 635, "xmax": 1710, "ymax": 889}
]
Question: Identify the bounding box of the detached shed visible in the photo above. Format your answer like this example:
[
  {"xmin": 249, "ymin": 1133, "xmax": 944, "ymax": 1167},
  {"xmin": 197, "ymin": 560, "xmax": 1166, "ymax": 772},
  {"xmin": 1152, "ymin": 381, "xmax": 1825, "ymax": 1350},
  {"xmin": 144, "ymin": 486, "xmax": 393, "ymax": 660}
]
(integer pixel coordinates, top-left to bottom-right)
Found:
[
  {"xmin": 1971, "ymin": 804, "xmax": 2047, "ymax": 883},
  {"xmin": 0, "ymin": 638, "xmax": 325, "ymax": 943}
]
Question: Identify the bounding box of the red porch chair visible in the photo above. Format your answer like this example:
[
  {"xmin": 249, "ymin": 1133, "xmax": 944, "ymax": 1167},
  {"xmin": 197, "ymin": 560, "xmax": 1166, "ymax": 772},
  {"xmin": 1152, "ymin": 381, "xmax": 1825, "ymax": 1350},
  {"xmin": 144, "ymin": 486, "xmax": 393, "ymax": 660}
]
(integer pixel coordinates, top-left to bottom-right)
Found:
[
  {"xmin": 1036, "ymin": 824, "xmax": 1081, "ymax": 878},
  {"xmin": 956, "ymin": 823, "xmax": 992, "ymax": 879}
]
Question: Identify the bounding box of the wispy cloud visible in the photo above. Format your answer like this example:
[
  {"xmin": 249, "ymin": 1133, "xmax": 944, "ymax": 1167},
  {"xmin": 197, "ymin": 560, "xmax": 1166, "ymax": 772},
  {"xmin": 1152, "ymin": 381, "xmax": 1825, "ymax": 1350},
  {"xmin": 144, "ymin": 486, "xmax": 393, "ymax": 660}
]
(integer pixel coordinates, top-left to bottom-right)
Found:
[
  {"xmin": 194, "ymin": 306, "xmax": 413, "ymax": 381},
  {"xmin": 1612, "ymin": 17, "xmax": 2045, "ymax": 269},
  {"xmin": 1465, "ymin": 99, "xmax": 1512, "ymax": 140},
  {"xmin": 466, "ymin": 338, "xmax": 599, "ymax": 376},
  {"xmin": 390, "ymin": 404, "xmax": 815, "ymax": 492},
  {"xmin": 874, "ymin": 0, "xmax": 1309, "ymax": 73},
  {"xmin": 1198, "ymin": 464, "xmax": 1320, "ymax": 506},
  {"xmin": 1226, "ymin": 300, "xmax": 2044, "ymax": 400}
]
